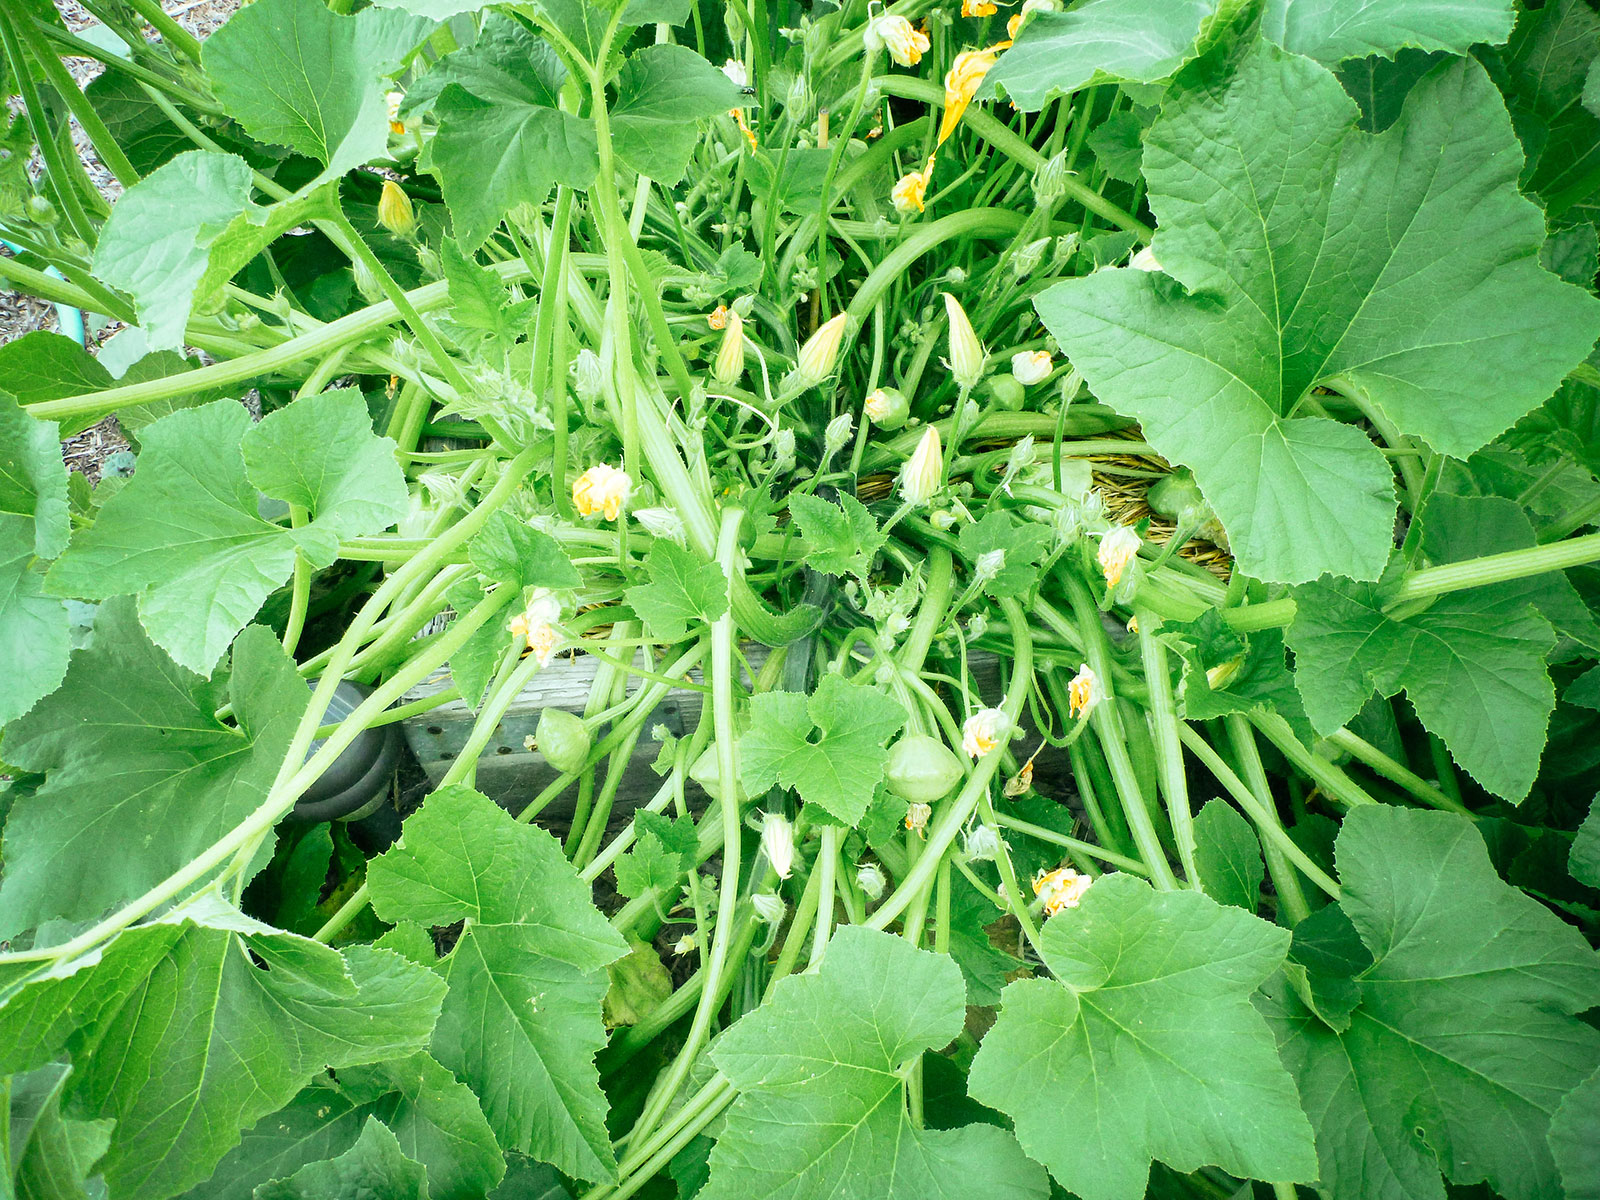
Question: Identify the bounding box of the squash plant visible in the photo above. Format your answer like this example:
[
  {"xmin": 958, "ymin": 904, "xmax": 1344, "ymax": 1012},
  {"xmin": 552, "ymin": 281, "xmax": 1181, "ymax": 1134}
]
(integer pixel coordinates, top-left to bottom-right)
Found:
[{"xmin": 2, "ymin": 0, "xmax": 1600, "ymax": 1196}]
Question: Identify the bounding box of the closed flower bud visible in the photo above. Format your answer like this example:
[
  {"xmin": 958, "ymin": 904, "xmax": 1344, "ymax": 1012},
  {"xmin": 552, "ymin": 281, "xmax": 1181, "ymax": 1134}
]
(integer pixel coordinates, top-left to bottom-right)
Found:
[
  {"xmin": 975, "ymin": 548, "xmax": 1007, "ymax": 582},
  {"xmin": 1097, "ymin": 525, "xmax": 1141, "ymax": 587},
  {"xmin": 721, "ymin": 59, "xmax": 749, "ymax": 87},
  {"xmin": 892, "ymin": 158, "xmax": 935, "ymax": 214},
  {"xmin": 1012, "ymin": 237, "xmax": 1049, "ymax": 278},
  {"xmin": 1011, "ymin": 349, "xmax": 1052, "ymax": 386},
  {"xmin": 857, "ymin": 861, "xmax": 887, "ymax": 899},
  {"xmin": 634, "ymin": 506, "xmax": 687, "ymax": 546},
  {"xmin": 1068, "ymin": 663, "xmax": 1103, "ymax": 719},
  {"xmin": 864, "ymin": 386, "xmax": 910, "ymax": 429},
  {"xmin": 573, "ymin": 463, "xmax": 633, "ymax": 520},
  {"xmin": 378, "ymin": 179, "xmax": 416, "ymax": 237},
  {"xmin": 899, "ymin": 425, "xmax": 944, "ymax": 506},
  {"xmin": 752, "ymin": 891, "xmax": 787, "ymax": 924},
  {"xmin": 352, "ymin": 256, "xmax": 383, "ymax": 303},
  {"xmin": 961, "ymin": 707, "xmax": 1011, "ymax": 758},
  {"xmin": 672, "ymin": 934, "xmax": 697, "ymax": 956},
  {"xmin": 794, "ymin": 312, "xmax": 849, "ymax": 387},
  {"xmin": 942, "ymin": 292, "xmax": 986, "ymax": 389},
  {"xmin": 713, "ymin": 307, "xmax": 745, "ymax": 385},
  {"xmin": 1129, "ymin": 245, "xmax": 1163, "ymax": 272},
  {"xmin": 866, "ymin": 14, "xmax": 930, "ymax": 67},
  {"xmin": 772, "ymin": 428, "xmax": 797, "ymax": 473},
  {"xmin": 1206, "ymin": 656, "xmax": 1244, "ymax": 691},
  {"xmin": 824, "ymin": 412, "xmax": 854, "ymax": 459},
  {"xmin": 572, "ymin": 349, "xmax": 605, "ymax": 402},
  {"xmin": 760, "ymin": 811, "xmax": 796, "ymax": 879},
  {"xmin": 1032, "ymin": 150, "xmax": 1070, "ymax": 206}
]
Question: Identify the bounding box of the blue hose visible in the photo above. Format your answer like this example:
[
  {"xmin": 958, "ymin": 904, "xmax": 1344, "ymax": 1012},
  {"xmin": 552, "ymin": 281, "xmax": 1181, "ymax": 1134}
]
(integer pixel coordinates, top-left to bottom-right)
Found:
[{"xmin": 2, "ymin": 237, "xmax": 86, "ymax": 347}]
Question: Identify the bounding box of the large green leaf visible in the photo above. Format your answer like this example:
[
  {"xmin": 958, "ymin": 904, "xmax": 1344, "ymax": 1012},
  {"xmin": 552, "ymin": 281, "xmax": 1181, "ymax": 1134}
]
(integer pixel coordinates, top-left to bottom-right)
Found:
[
  {"xmin": 203, "ymin": 0, "xmax": 431, "ymax": 180},
  {"xmin": 1287, "ymin": 554, "xmax": 1557, "ymax": 802},
  {"xmin": 46, "ymin": 394, "xmax": 406, "ymax": 674},
  {"xmin": 1551, "ymin": 1065, "xmax": 1600, "ymax": 1200},
  {"xmin": 0, "ymin": 331, "xmax": 112, "ymax": 409},
  {"xmin": 702, "ymin": 926, "xmax": 1049, "ymax": 1200},
  {"xmin": 1191, "ymin": 798, "xmax": 1263, "ymax": 911},
  {"xmin": 366, "ymin": 785, "xmax": 628, "ymax": 1182},
  {"xmin": 186, "ymin": 1054, "xmax": 503, "ymax": 1200},
  {"xmin": 969, "ymin": 874, "xmax": 1316, "ymax": 1200},
  {"xmin": 1036, "ymin": 44, "xmax": 1600, "ymax": 583},
  {"xmin": 0, "ymin": 390, "xmax": 69, "ymax": 558},
  {"xmin": 986, "ymin": 0, "xmax": 1224, "ymax": 110},
  {"xmin": 92, "ymin": 151, "xmax": 321, "ymax": 352},
  {"xmin": 0, "ymin": 602, "xmax": 305, "ymax": 940},
  {"xmin": 609, "ymin": 45, "xmax": 743, "ymax": 183},
  {"xmin": 1260, "ymin": 806, "xmax": 1600, "ymax": 1200},
  {"xmin": 624, "ymin": 540, "xmax": 728, "ymax": 642},
  {"xmin": 1262, "ymin": 0, "xmax": 1514, "ymax": 64},
  {"xmin": 0, "ymin": 895, "xmax": 445, "ymax": 1200},
  {"xmin": 739, "ymin": 675, "xmax": 907, "ymax": 824},
  {"xmin": 415, "ymin": 16, "xmax": 597, "ymax": 250},
  {"xmin": 3, "ymin": 1061, "xmax": 115, "ymax": 1197},
  {"xmin": 0, "ymin": 515, "xmax": 70, "ymax": 727},
  {"xmin": 253, "ymin": 1118, "xmax": 426, "ymax": 1200}
]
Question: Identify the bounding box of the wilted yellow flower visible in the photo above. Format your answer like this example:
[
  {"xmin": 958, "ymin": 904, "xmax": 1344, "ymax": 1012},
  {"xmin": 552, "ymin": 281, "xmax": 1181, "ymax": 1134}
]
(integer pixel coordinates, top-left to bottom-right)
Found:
[
  {"xmin": 794, "ymin": 312, "xmax": 849, "ymax": 387},
  {"xmin": 962, "ymin": 0, "xmax": 998, "ymax": 14},
  {"xmin": 962, "ymin": 707, "xmax": 1010, "ymax": 758},
  {"xmin": 1002, "ymin": 756, "xmax": 1035, "ymax": 797},
  {"xmin": 713, "ymin": 307, "xmax": 745, "ymax": 385},
  {"xmin": 904, "ymin": 801, "xmax": 933, "ymax": 835},
  {"xmin": 867, "ymin": 14, "xmax": 930, "ymax": 67},
  {"xmin": 573, "ymin": 463, "xmax": 633, "ymax": 520},
  {"xmin": 900, "ymin": 424, "xmax": 944, "ymax": 506},
  {"xmin": 672, "ymin": 934, "xmax": 697, "ymax": 956},
  {"xmin": 385, "ymin": 90, "xmax": 406, "ymax": 135},
  {"xmin": 938, "ymin": 45, "xmax": 1005, "ymax": 145},
  {"xmin": 892, "ymin": 158, "xmax": 935, "ymax": 214},
  {"xmin": 733, "ymin": 106, "xmax": 759, "ymax": 150},
  {"xmin": 943, "ymin": 292, "xmax": 986, "ymax": 389},
  {"xmin": 377, "ymin": 179, "xmax": 415, "ymax": 237},
  {"xmin": 1007, "ymin": 0, "xmax": 1059, "ymax": 39},
  {"xmin": 1011, "ymin": 349, "xmax": 1052, "ymax": 385},
  {"xmin": 508, "ymin": 588, "xmax": 562, "ymax": 666},
  {"xmin": 1033, "ymin": 866, "xmax": 1092, "ymax": 915},
  {"xmin": 1068, "ymin": 664, "xmax": 1103, "ymax": 719},
  {"xmin": 1097, "ymin": 526, "xmax": 1141, "ymax": 588},
  {"xmin": 708, "ymin": 305, "xmax": 729, "ymax": 330}
]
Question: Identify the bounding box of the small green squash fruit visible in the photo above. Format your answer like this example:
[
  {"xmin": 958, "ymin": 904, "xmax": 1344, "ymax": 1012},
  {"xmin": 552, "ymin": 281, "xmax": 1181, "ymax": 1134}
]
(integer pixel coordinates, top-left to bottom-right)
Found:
[
  {"xmin": 884, "ymin": 734, "xmax": 965, "ymax": 803},
  {"xmin": 536, "ymin": 708, "xmax": 591, "ymax": 774},
  {"xmin": 690, "ymin": 743, "xmax": 747, "ymax": 804}
]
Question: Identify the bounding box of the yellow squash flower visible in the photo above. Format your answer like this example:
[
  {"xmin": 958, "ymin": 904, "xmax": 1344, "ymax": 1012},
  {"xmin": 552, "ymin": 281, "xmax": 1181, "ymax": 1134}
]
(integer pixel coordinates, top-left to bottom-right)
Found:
[
  {"xmin": 573, "ymin": 463, "xmax": 633, "ymax": 520},
  {"xmin": 385, "ymin": 90, "xmax": 406, "ymax": 135},
  {"xmin": 891, "ymin": 158, "xmax": 935, "ymax": 214},
  {"xmin": 961, "ymin": 707, "xmax": 1011, "ymax": 758},
  {"xmin": 962, "ymin": 0, "xmax": 998, "ymax": 14},
  {"xmin": 713, "ymin": 307, "xmax": 745, "ymax": 385},
  {"xmin": 1011, "ymin": 349, "xmax": 1052, "ymax": 385},
  {"xmin": 1068, "ymin": 664, "xmax": 1103, "ymax": 719},
  {"xmin": 1033, "ymin": 866, "xmax": 1092, "ymax": 915},
  {"xmin": 867, "ymin": 14, "xmax": 931, "ymax": 67},
  {"xmin": 377, "ymin": 179, "xmax": 415, "ymax": 237},
  {"xmin": 938, "ymin": 44, "xmax": 1007, "ymax": 146},
  {"xmin": 508, "ymin": 588, "xmax": 562, "ymax": 666},
  {"xmin": 1097, "ymin": 525, "xmax": 1141, "ymax": 588},
  {"xmin": 708, "ymin": 304, "xmax": 729, "ymax": 330}
]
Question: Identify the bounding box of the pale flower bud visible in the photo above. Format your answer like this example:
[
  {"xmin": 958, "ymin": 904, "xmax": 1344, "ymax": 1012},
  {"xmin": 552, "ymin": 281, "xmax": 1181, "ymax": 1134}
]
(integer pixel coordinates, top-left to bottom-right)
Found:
[
  {"xmin": 942, "ymin": 293, "xmax": 986, "ymax": 389},
  {"xmin": 865, "ymin": 14, "xmax": 930, "ymax": 67},
  {"xmin": 572, "ymin": 349, "xmax": 604, "ymax": 402},
  {"xmin": 713, "ymin": 307, "xmax": 746, "ymax": 385},
  {"xmin": 377, "ymin": 180, "xmax": 416, "ymax": 237},
  {"xmin": 961, "ymin": 707, "xmax": 1011, "ymax": 758},
  {"xmin": 573, "ymin": 463, "xmax": 633, "ymax": 520},
  {"xmin": 1129, "ymin": 245, "xmax": 1163, "ymax": 272},
  {"xmin": 1206, "ymin": 657, "xmax": 1244, "ymax": 691},
  {"xmin": 385, "ymin": 90, "xmax": 407, "ymax": 135},
  {"xmin": 899, "ymin": 425, "xmax": 943, "ymax": 506},
  {"xmin": 1012, "ymin": 237, "xmax": 1050, "ymax": 279},
  {"xmin": 824, "ymin": 412, "xmax": 854, "ymax": 459},
  {"xmin": 1068, "ymin": 664, "xmax": 1103, "ymax": 719},
  {"xmin": 1032, "ymin": 150, "xmax": 1070, "ymax": 206},
  {"xmin": 1011, "ymin": 350, "xmax": 1052, "ymax": 386},
  {"xmin": 975, "ymin": 548, "xmax": 1006, "ymax": 582},
  {"xmin": 634, "ymin": 507, "xmax": 687, "ymax": 546},
  {"xmin": 863, "ymin": 386, "xmax": 909, "ymax": 429},
  {"xmin": 672, "ymin": 934, "xmax": 697, "ymax": 956},
  {"xmin": 794, "ymin": 313, "xmax": 849, "ymax": 387},
  {"xmin": 760, "ymin": 811, "xmax": 795, "ymax": 880},
  {"xmin": 856, "ymin": 862, "xmax": 887, "ymax": 899},
  {"xmin": 963, "ymin": 824, "xmax": 1002, "ymax": 861},
  {"xmin": 721, "ymin": 59, "xmax": 749, "ymax": 87},
  {"xmin": 752, "ymin": 891, "xmax": 787, "ymax": 924},
  {"xmin": 1097, "ymin": 525, "xmax": 1141, "ymax": 587},
  {"xmin": 772, "ymin": 428, "xmax": 797, "ymax": 474}
]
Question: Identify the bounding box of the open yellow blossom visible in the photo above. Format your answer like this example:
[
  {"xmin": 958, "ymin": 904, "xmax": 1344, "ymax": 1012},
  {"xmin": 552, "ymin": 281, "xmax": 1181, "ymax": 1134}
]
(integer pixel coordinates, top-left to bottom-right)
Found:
[
  {"xmin": 508, "ymin": 588, "xmax": 562, "ymax": 666},
  {"xmin": 867, "ymin": 14, "xmax": 931, "ymax": 67},
  {"xmin": 1033, "ymin": 866, "xmax": 1092, "ymax": 915},
  {"xmin": 962, "ymin": 707, "xmax": 1010, "ymax": 758},
  {"xmin": 962, "ymin": 0, "xmax": 998, "ymax": 15},
  {"xmin": 708, "ymin": 304, "xmax": 729, "ymax": 330},
  {"xmin": 1097, "ymin": 525, "xmax": 1141, "ymax": 587},
  {"xmin": 938, "ymin": 45, "xmax": 1006, "ymax": 145},
  {"xmin": 1068, "ymin": 664, "xmax": 1103, "ymax": 719},
  {"xmin": 573, "ymin": 463, "xmax": 632, "ymax": 520},
  {"xmin": 904, "ymin": 801, "xmax": 933, "ymax": 835},
  {"xmin": 892, "ymin": 157, "xmax": 936, "ymax": 214}
]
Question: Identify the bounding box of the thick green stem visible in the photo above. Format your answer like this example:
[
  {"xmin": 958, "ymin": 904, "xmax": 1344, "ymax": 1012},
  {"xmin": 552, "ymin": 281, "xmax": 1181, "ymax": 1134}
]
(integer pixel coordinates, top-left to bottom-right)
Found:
[
  {"xmin": 1390, "ymin": 531, "xmax": 1600, "ymax": 604},
  {"xmin": 1136, "ymin": 609, "xmax": 1198, "ymax": 887}
]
